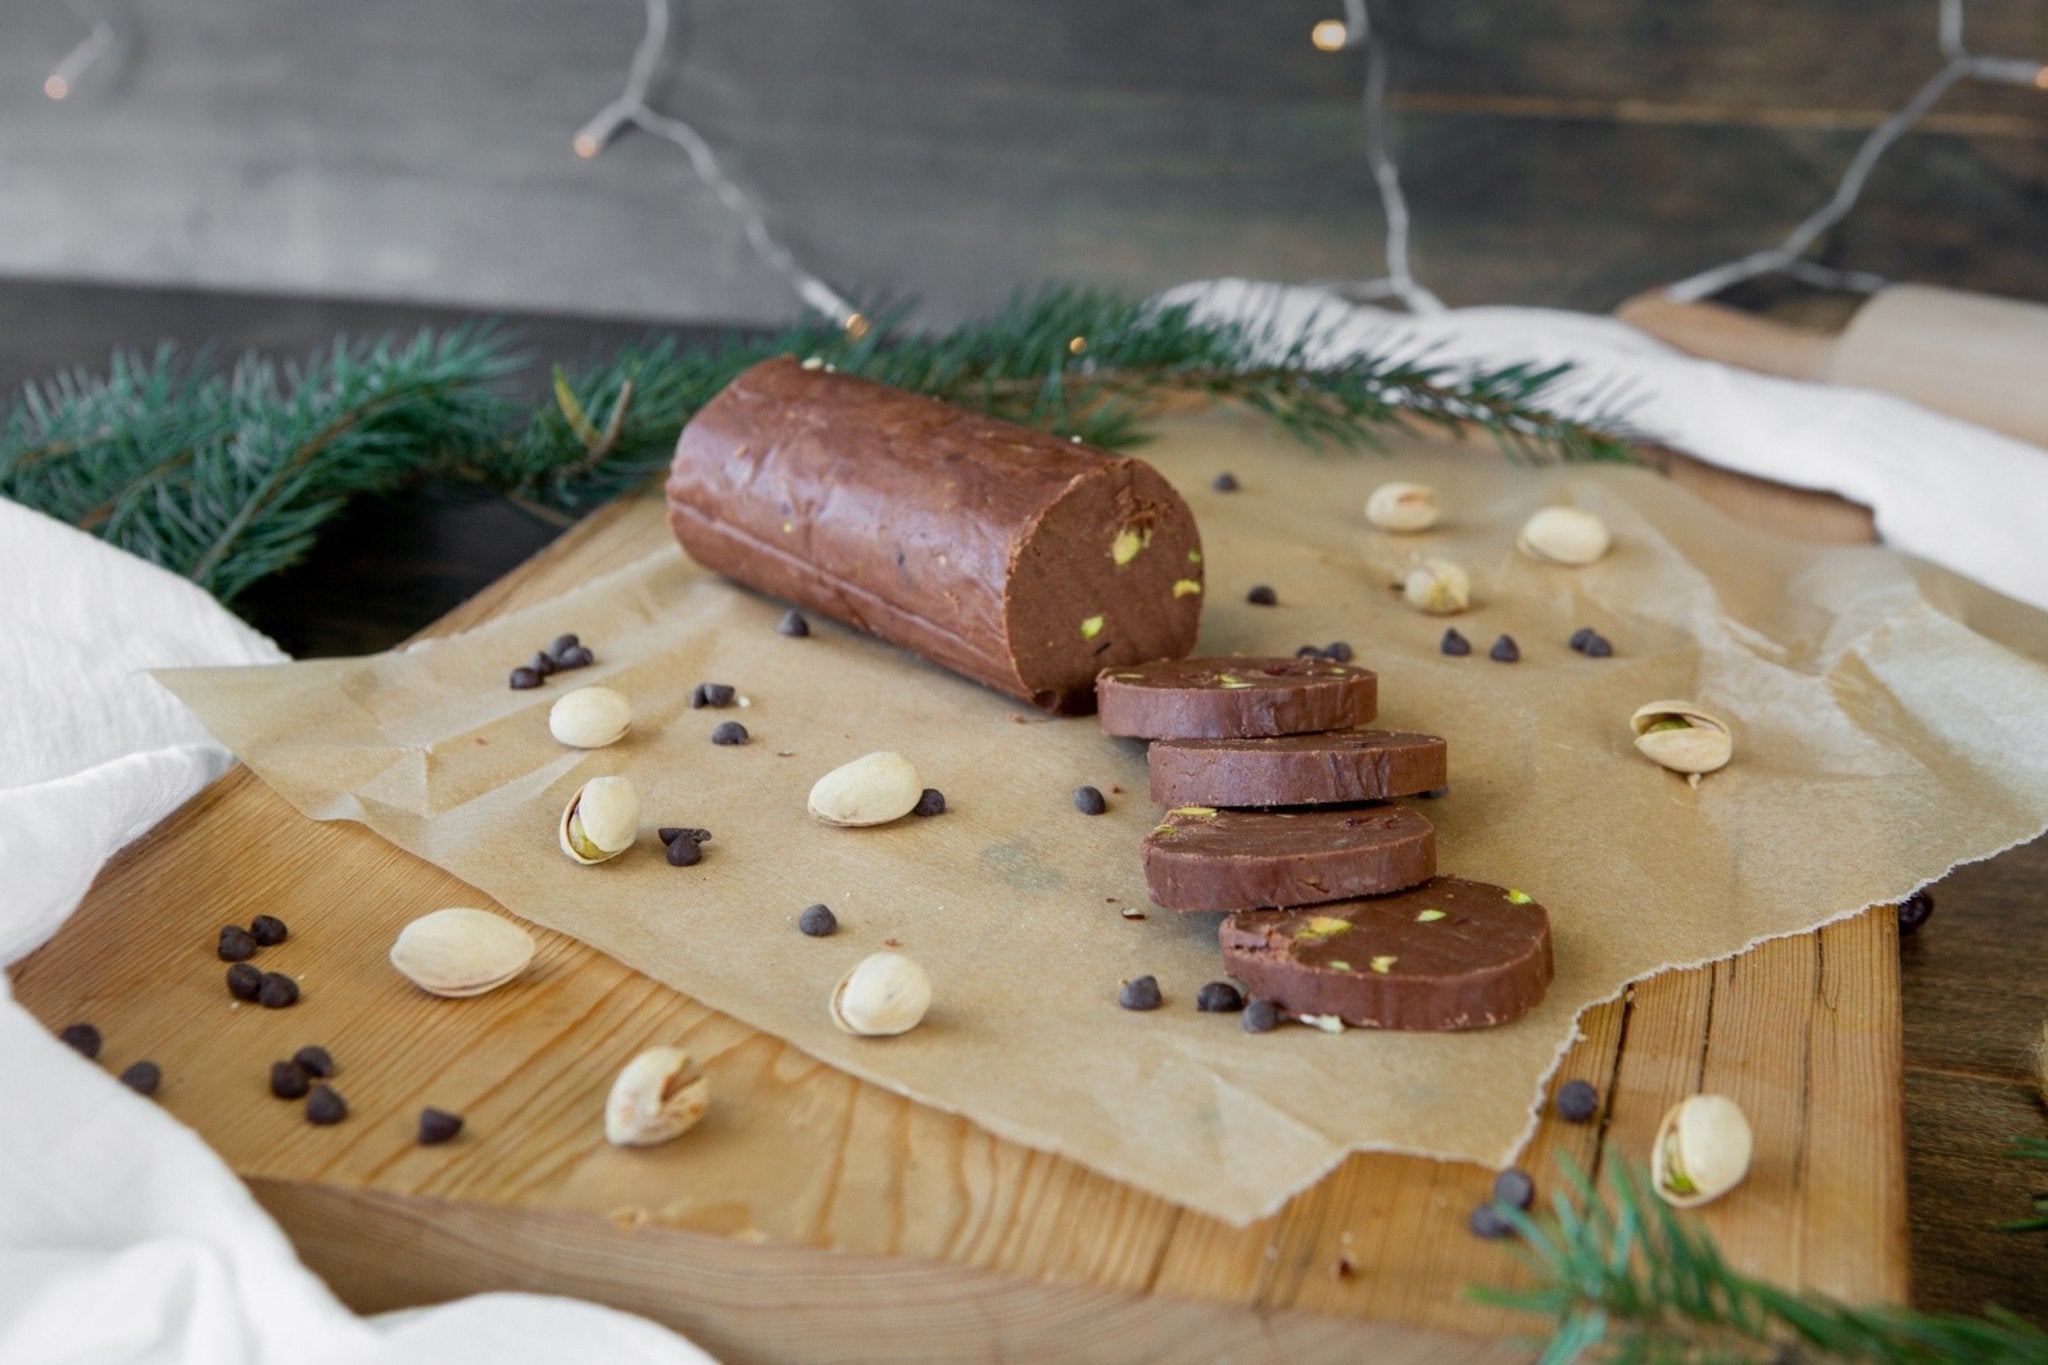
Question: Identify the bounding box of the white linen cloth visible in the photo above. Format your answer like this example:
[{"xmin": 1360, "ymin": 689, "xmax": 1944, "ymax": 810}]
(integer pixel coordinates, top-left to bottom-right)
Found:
[{"xmin": 3, "ymin": 286, "xmax": 2044, "ymax": 1364}]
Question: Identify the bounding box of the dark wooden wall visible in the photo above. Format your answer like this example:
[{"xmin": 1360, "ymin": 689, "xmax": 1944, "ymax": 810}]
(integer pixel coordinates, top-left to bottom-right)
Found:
[{"xmin": 4, "ymin": 1, "xmax": 2044, "ymax": 324}]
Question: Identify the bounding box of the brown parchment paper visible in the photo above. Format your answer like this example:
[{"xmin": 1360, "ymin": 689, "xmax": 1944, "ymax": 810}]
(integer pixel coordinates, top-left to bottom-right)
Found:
[{"xmin": 156, "ymin": 413, "xmax": 2048, "ymax": 1227}]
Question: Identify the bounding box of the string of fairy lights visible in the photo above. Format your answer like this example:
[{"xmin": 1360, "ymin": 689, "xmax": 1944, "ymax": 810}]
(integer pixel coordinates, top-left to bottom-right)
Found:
[{"xmin": 37, "ymin": 0, "xmax": 2048, "ymax": 317}]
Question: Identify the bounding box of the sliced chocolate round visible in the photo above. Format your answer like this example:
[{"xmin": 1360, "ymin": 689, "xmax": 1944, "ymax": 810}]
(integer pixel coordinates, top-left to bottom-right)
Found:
[
  {"xmin": 1096, "ymin": 656, "xmax": 1377, "ymax": 740},
  {"xmin": 1148, "ymin": 729, "xmax": 1446, "ymax": 809},
  {"xmin": 1143, "ymin": 805, "xmax": 1434, "ymax": 911},
  {"xmin": 1218, "ymin": 877, "xmax": 1553, "ymax": 1030}
]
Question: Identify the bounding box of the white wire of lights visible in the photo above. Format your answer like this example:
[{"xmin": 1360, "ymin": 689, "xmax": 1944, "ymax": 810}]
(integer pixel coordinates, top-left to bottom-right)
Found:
[{"xmin": 1665, "ymin": 0, "xmax": 2048, "ymax": 302}]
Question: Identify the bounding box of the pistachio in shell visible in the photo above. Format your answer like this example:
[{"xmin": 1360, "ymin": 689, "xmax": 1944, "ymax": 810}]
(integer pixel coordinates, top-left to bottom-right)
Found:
[
  {"xmin": 604, "ymin": 1045, "xmax": 710, "ymax": 1146},
  {"xmin": 1517, "ymin": 506, "xmax": 1611, "ymax": 566},
  {"xmin": 548, "ymin": 686, "xmax": 631, "ymax": 749},
  {"xmin": 830, "ymin": 951, "xmax": 932, "ymax": 1037},
  {"xmin": 1652, "ymin": 1093, "xmax": 1753, "ymax": 1208},
  {"xmin": 1629, "ymin": 700, "xmax": 1733, "ymax": 782},
  {"xmin": 1400, "ymin": 557, "xmax": 1470, "ymax": 615},
  {"xmin": 560, "ymin": 774, "xmax": 640, "ymax": 864},
  {"xmin": 1365, "ymin": 481, "xmax": 1441, "ymax": 533},
  {"xmin": 390, "ymin": 907, "xmax": 536, "ymax": 998},
  {"xmin": 807, "ymin": 751, "xmax": 923, "ymax": 827}
]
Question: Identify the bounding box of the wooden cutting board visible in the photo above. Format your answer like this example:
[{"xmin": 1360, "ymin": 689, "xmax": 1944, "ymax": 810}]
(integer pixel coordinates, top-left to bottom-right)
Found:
[{"xmin": 8, "ymin": 467, "xmax": 1908, "ymax": 1363}]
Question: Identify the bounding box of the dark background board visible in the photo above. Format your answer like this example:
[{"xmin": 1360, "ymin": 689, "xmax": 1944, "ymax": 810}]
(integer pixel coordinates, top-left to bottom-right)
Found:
[{"xmin": 3, "ymin": 1, "xmax": 2045, "ymax": 325}]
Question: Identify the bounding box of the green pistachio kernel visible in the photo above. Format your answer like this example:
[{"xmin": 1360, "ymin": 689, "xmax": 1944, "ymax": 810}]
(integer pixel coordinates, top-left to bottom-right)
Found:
[
  {"xmin": 1416, "ymin": 909, "xmax": 1446, "ymax": 923},
  {"xmin": 1294, "ymin": 915, "xmax": 1352, "ymax": 941},
  {"xmin": 1080, "ymin": 615, "xmax": 1105, "ymax": 639},
  {"xmin": 1370, "ymin": 955, "xmax": 1398, "ymax": 973},
  {"xmin": 1111, "ymin": 529, "xmax": 1144, "ymax": 566},
  {"xmin": 1187, "ymin": 548, "xmax": 1202, "ymax": 564},
  {"xmin": 1326, "ymin": 960, "xmax": 1351, "ymax": 972},
  {"xmin": 1506, "ymin": 889, "xmax": 1533, "ymax": 905},
  {"xmin": 1168, "ymin": 806, "xmax": 1218, "ymax": 818},
  {"xmin": 567, "ymin": 811, "xmax": 604, "ymax": 861},
  {"xmin": 1172, "ymin": 578, "xmax": 1202, "ymax": 597},
  {"xmin": 1644, "ymin": 717, "xmax": 1691, "ymax": 733}
]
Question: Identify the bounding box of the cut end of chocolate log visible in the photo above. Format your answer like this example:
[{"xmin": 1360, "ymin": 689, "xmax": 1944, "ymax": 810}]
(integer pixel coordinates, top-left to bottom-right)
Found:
[
  {"xmin": 1219, "ymin": 877, "xmax": 1553, "ymax": 1030},
  {"xmin": 667, "ymin": 357, "xmax": 1203, "ymax": 714},
  {"xmin": 1142, "ymin": 805, "xmax": 1435, "ymax": 911},
  {"xmin": 1148, "ymin": 729, "xmax": 1447, "ymax": 808},
  {"xmin": 1096, "ymin": 656, "xmax": 1377, "ymax": 740}
]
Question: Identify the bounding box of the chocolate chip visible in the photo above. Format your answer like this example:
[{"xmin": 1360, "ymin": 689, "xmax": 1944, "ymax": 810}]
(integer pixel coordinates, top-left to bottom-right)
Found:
[
  {"xmin": 529, "ymin": 651, "xmax": 557, "ymax": 678},
  {"xmin": 1554, "ymin": 1078, "xmax": 1599, "ymax": 1123},
  {"xmin": 777, "ymin": 610, "xmax": 810, "ymax": 637},
  {"xmin": 226, "ymin": 962, "xmax": 263, "ymax": 1001},
  {"xmin": 257, "ymin": 972, "xmax": 299, "ymax": 1009},
  {"xmin": 292, "ymin": 1045, "xmax": 335, "ymax": 1078},
  {"xmin": 1489, "ymin": 634, "xmax": 1520, "ymax": 663},
  {"xmin": 1324, "ymin": 641, "xmax": 1354, "ymax": 663},
  {"xmin": 1583, "ymin": 633, "xmax": 1613, "ymax": 658},
  {"xmin": 1246, "ymin": 585, "xmax": 1278, "ymax": 606},
  {"xmin": 555, "ymin": 645, "xmax": 595, "ymax": 669},
  {"xmin": 1492, "ymin": 1167, "xmax": 1536, "ymax": 1211},
  {"xmin": 547, "ymin": 633, "xmax": 580, "ymax": 659},
  {"xmin": 1468, "ymin": 1201, "xmax": 1515, "ymax": 1239},
  {"xmin": 510, "ymin": 667, "xmax": 543, "ymax": 690},
  {"xmin": 1295, "ymin": 645, "xmax": 1325, "ymax": 659},
  {"xmin": 270, "ymin": 1060, "xmax": 310, "ymax": 1099},
  {"xmin": 1440, "ymin": 628, "xmax": 1471, "ymax": 657},
  {"xmin": 912, "ymin": 788, "xmax": 946, "ymax": 817},
  {"xmin": 1569, "ymin": 627, "xmax": 1594, "ymax": 652},
  {"xmin": 59, "ymin": 1022, "xmax": 101, "ymax": 1058},
  {"xmin": 1072, "ymin": 785, "xmax": 1107, "ymax": 815},
  {"xmin": 710, "ymin": 721, "xmax": 749, "ymax": 746},
  {"xmin": 665, "ymin": 834, "xmax": 704, "ymax": 866},
  {"xmin": 688, "ymin": 683, "xmax": 707, "ymax": 708},
  {"xmin": 1118, "ymin": 975, "xmax": 1163, "ymax": 1011},
  {"xmin": 659, "ymin": 827, "xmax": 712, "ymax": 845},
  {"xmin": 697, "ymin": 682, "xmax": 737, "ymax": 708},
  {"xmin": 418, "ymin": 1108, "xmax": 464, "ymax": 1145},
  {"xmin": 1242, "ymin": 998, "xmax": 1280, "ymax": 1033},
  {"xmin": 217, "ymin": 925, "xmax": 258, "ymax": 962},
  {"xmin": 1196, "ymin": 981, "xmax": 1245, "ymax": 1013},
  {"xmin": 798, "ymin": 903, "xmax": 838, "ymax": 937},
  {"xmin": 1898, "ymin": 889, "xmax": 1935, "ymax": 938},
  {"xmin": 249, "ymin": 915, "xmax": 288, "ymax": 947},
  {"xmin": 120, "ymin": 1061, "xmax": 161, "ymax": 1097},
  {"xmin": 1212, "ymin": 472, "xmax": 1239, "ymax": 493},
  {"xmin": 305, "ymin": 1085, "xmax": 348, "ymax": 1126}
]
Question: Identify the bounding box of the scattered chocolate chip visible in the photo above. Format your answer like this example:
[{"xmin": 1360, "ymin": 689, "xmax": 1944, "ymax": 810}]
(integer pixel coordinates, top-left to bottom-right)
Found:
[
  {"xmin": 270, "ymin": 1060, "xmax": 311, "ymax": 1099},
  {"xmin": 1118, "ymin": 975, "xmax": 1163, "ymax": 1011},
  {"xmin": 1568, "ymin": 626, "xmax": 1594, "ymax": 652},
  {"xmin": 305, "ymin": 1085, "xmax": 348, "ymax": 1126},
  {"xmin": 1242, "ymin": 998, "xmax": 1280, "ymax": 1033},
  {"xmin": 529, "ymin": 651, "xmax": 557, "ymax": 678},
  {"xmin": 1583, "ymin": 633, "xmax": 1613, "ymax": 658},
  {"xmin": 777, "ymin": 609, "xmax": 811, "ymax": 637},
  {"xmin": 1212, "ymin": 472, "xmax": 1240, "ymax": 493},
  {"xmin": 555, "ymin": 645, "xmax": 595, "ymax": 670},
  {"xmin": 217, "ymin": 924, "xmax": 258, "ymax": 962},
  {"xmin": 710, "ymin": 721, "xmax": 749, "ymax": 746},
  {"xmin": 1333, "ymin": 1254, "xmax": 1356, "ymax": 1279},
  {"xmin": 1898, "ymin": 889, "xmax": 1935, "ymax": 938},
  {"xmin": 688, "ymin": 683, "xmax": 707, "ymax": 708},
  {"xmin": 798, "ymin": 903, "xmax": 838, "ymax": 937},
  {"xmin": 1196, "ymin": 981, "xmax": 1245, "ymax": 1013},
  {"xmin": 658, "ymin": 827, "xmax": 712, "ymax": 845},
  {"xmin": 249, "ymin": 914, "xmax": 288, "ymax": 947},
  {"xmin": 547, "ymin": 633, "xmax": 580, "ymax": 659},
  {"xmin": 1468, "ymin": 1201, "xmax": 1515, "ymax": 1240},
  {"xmin": 257, "ymin": 972, "xmax": 300, "ymax": 1009},
  {"xmin": 1072, "ymin": 785, "xmax": 1107, "ymax": 815},
  {"xmin": 59, "ymin": 1022, "xmax": 101, "ymax": 1059},
  {"xmin": 1295, "ymin": 644, "xmax": 1324, "ymax": 659},
  {"xmin": 697, "ymin": 682, "xmax": 737, "ymax": 707},
  {"xmin": 1324, "ymin": 641, "xmax": 1354, "ymax": 663},
  {"xmin": 1440, "ymin": 628, "xmax": 1471, "ymax": 657},
  {"xmin": 1492, "ymin": 1168, "xmax": 1536, "ymax": 1211},
  {"xmin": 1246, "ymin": 585, "xmax": 1278, "ymax": 606},
  {"xmin": 1417, "ymin": 786, "xmax": 1449, "ymax": 799},
  {"xmin": 510, "ymin": 667, "xmax": 543, "ymax": 690},
  {"xmin": 1489, "ymin": 634, "xmax": 1520, "ymax": 663},
  {"xmin": 1554, "ymin": 1079, "xmax": 1599, "ymax": 1123},
  {"xmin": 292, "ymin": 1045, "xmax": 335, "ymax": 1078},
  {"xmin": 666, "ymin": 834, "xmax": 704, "ymax": 866},
  {"xmin": 418, "ymin": 1108, "xmax": 464, "ymax": 1145},
  {"xmin": 119, "ymin": 1061, "xmax": 161, "ymax": 1097},
  {"xmin": 912, "ymin": 788, "xmax": 947, "ymax": 817},
  {"xmin": 226, "ymin": 962, "xmax": 263, "ymax": 1001}
]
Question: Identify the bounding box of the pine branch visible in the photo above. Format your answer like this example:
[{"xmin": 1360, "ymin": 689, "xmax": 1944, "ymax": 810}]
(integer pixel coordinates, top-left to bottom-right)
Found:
[
  {"xmin": 2005, "ymin": 1136, "xmax": 2048, "ymax": 1234},
  {"xmin": 1468, "ymin": 1155, "xmax": 2048, "ymax": 1364}
]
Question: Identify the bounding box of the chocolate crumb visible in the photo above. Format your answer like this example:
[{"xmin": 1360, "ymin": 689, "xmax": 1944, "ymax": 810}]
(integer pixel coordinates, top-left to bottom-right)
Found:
[
  {"xmin": 1246, "ymin": 584, "xmax": 1278, "ymax": 606},
  {"xmin": 1898, "ymin": 889, "xmax": 1935, "ymax": 938},
  {"xmin": 555, "ymin": 645, "xmax": 595, "ymax": 669},
  {"xmin": 1242, "ymin": 999, "xmax": 1280, "ymax": 1033},
  {"xmin": 418, "ymin": 1108, "xmax": 464, "ymax": 1145},
  {"xmin": 119, "ymin": 1061, "xmax": 161, "ymax": 1097},
  {"xmin": 1468, "ymin": 1201, "xmax": 1515, "ymax": 1240},
  {"xmin": 1196, "ymin": 981, "xmax": 1245, "ymax": 1013},
  {"xmin": 292, "ymin": 1046, "xmax": 335, "ymax": 1078},
  {"xmin": 1489, "ymin": 634, "xmax": 1520, "ymax": 663},
  {"xmin": 777, "ymin": 609, "xmax": 811, "ymax": 637},
  {"xmin": 1118, "ymin": 975, "xmax": 1163, "ymax": 1011},
  {"xmin": 305, "ymin": 1085, "xmax": 348, "ymax": 1126},
  {"xmin": 1440, "ymin": 628, "xmax": 1471, "ymax": 657},
  {"xmin": 257, "ymin": 972, "xmax": 300, "ymax": 1009},
  {"xmin": 710, "ymin": 721, "xmax": 749, "ymax": 746},
  {"xmin": 912, "ymin": 788, "xmax": 947, "ymax": 817},
  {"xmin": 666, "ymin": 834, "xmax": 704, "ymax": 866},
  {"xmin": 226, "ymin": 962, "xmax": 263, "ymax": 1001},
  {"xmin": 249, "ymin": 915, "xmax": 288, "ymax": 947},
  {"xmin": 510, "ymin": 667, "xmax": 543, "ymax": 690},
  {"xmin": 217, "ymin": 924, "xmax": 258, "ymax": 962},
  {"xmin": 59, "ymin": 1022, "xmax": 101, "ymax": 1059},
  {"xmin": 1492, "ymin": 1168, "xmax": 1536, "ymax": 1211},
  {"xmin": 270, "ymin": 1060, "xmax": 311, "ymax": 1099},
  {"xmin": 1212, "ymin": 472, "xmax": 1240, "ymax": 493},
  {"xmin": 1072, "ymin": 785, "xmax": 1108, "ymax": 816},
  {"xmin": 798, "ymin": 903, "xmax": 837, "ymax": 937},
  {"xmin": 1554, "ymin": 1079, "xmax": 1599, "ymax": 1123}
]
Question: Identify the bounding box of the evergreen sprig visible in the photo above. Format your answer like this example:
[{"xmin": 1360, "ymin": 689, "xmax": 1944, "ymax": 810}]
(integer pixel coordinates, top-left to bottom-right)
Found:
[
  {"xmin": 2005, "ymin": 1136, "xmax": 2048, "ymax": 1234},
  {"xmin": 1, "ymin": 286, "xmax": 1634, "ymax": 604},
  {"xmin": 1469, "ymin": 1155, "xmax": 2048, "ymax": 1364}
]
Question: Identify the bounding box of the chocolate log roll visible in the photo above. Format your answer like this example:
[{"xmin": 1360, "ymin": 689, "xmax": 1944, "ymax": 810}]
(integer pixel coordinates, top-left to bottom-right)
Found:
[{"xmin": 667, "ymin": 357, "xmax": 1204, "ymax": 713}]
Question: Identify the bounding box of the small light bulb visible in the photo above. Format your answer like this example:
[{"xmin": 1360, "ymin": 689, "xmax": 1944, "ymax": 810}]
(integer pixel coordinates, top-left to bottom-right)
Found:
[
  {"xmin": 44, "ymin": 75, "xmax": 70, "ymax": 100},
  {"xmin": 1068, "ymin": 335, "xmax": 1087, "ymax": 355},
  {"xmin": 1311, "ymin": 19, "xmax": 1348, "ymax": 52},
  {"xmin": 844, "ymin": 312, "xmax": 870, "ymax": 339},
  {"xmin": 2036, "ymin": 65, "xmax": 2048, "ymax": 90},
  {"xmin": 573, "ymin": 132, "xmax": 600, "ymax": 159}
]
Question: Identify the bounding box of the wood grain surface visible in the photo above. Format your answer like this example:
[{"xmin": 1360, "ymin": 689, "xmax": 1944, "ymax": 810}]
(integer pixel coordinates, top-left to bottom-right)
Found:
[{"xmin": 9, "ymin": 476, "xmax": 1912, "ymax": 1362}]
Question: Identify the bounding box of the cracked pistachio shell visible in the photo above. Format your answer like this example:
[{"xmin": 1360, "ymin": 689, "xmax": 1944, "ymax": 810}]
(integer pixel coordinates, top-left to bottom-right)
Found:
[
  {"xmin": 807, "ymin": 751, "xmax": 923, "ymax": 827},
  {"xmin": 830, "ymin": 951, "xmax": 932, "ymax": 1037},
  {"xmin": 604, "ymin": 1046, "xmax": 710, "ymax": 1147},
  {"xmin": 1630, "ymin": 700, "xmax": 1733, "ymax": 776},
  {"xmin": 548, "ymin": 686, "xmax": 631, "ymax": 748},
  {"xmin": 390, "ymin": 907, "xmax": 536, "ymax": 998},
  {"xmin": 1652, "ymin": 1093, "xmax": 1753, "ymax": 1208},
  {"xmin": 1401, "ymin": 557, "xmax": 1470, "ymax": 615},
  {"xmin": 1517, "ymin": 506, "xmax": 1611, "ymax": 566},
  {"xmin": 1364, "ymin": 481, "xmax": 1441, "ymax": 533},
  {"xmin": 559, "ymin": 774, "xmax": 640, "ymax": 864}
]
